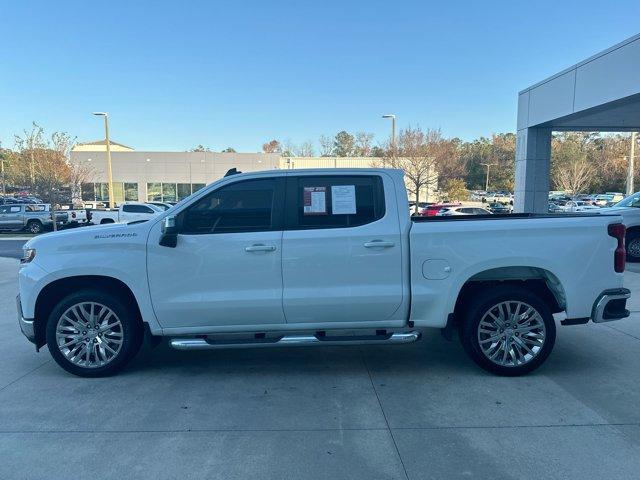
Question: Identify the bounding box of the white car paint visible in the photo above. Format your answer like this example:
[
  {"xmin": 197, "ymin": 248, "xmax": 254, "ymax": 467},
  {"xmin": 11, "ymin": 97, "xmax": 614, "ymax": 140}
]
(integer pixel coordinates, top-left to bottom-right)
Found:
[
  {"xmin": 18, "ymin": 169, "xmax": 627, "ymax": 344},
  {"xmin": 89, "ymin": 202, "xmax": 163, "ymax": 224},
  {"xmin": 436, "ymin": 206, "xmax": 492, "ymax": 216},
  {"xmin": 561, "ymin": 201, "xmax": 601, "ymax": 212}
]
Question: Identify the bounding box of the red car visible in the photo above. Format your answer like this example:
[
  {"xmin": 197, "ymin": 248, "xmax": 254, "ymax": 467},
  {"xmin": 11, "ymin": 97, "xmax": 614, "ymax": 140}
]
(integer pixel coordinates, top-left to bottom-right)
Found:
[{"xmin": 421, "ymin": 202, "xmax": 462, "ymax": 216}]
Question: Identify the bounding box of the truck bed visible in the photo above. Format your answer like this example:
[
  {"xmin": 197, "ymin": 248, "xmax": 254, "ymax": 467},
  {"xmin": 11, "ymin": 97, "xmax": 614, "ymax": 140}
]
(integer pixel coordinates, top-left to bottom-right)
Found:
[{"xmin": 412, "ymin": 212, "xmax": 617, "ymax": 222}]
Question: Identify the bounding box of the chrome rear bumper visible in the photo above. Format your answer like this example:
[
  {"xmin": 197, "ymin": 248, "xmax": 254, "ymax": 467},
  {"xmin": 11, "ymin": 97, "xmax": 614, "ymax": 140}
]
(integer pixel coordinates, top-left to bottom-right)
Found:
[{"xmin": 592, "ymin": 288, "xmax": 631, "ymax": 323}]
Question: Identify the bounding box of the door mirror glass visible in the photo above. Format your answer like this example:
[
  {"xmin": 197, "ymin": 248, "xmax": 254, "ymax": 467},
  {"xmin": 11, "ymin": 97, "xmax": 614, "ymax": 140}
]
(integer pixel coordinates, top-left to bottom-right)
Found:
[{"xmin": 159, "ymin": 215, "xmax": 178, "ymax": 247}]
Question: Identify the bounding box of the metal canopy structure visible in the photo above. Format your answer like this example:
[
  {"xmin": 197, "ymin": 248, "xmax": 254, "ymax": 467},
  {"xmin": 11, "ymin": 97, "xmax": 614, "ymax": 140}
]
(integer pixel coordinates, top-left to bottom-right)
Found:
[{"xmin": 515, "ymin": 34, "xmax": 640, "ymax": 213}]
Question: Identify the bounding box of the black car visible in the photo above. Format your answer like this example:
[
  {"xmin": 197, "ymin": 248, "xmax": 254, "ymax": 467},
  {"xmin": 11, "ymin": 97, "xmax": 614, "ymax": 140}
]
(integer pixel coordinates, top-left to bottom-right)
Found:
[{"xmin": 487, "ymin": 202, "xmax": 510, "ymax": 214}]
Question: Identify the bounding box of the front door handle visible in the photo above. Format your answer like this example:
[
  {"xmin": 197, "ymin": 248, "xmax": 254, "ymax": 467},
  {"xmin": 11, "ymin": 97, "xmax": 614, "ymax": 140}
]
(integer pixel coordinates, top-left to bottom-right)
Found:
[
  {"xmin": 363, "ymin": 240, "xmax": 395, "ymax": 248},
  {"xmin": 245, "ymin": 244, "xmax": 277, "ymax": 252}
]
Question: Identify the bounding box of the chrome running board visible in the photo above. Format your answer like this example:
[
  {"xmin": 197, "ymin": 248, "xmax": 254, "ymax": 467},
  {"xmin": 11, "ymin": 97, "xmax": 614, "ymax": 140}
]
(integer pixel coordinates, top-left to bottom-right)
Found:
[{"xmin": 170, "ymin": 331, "xmax": 421, "ymax": 351}]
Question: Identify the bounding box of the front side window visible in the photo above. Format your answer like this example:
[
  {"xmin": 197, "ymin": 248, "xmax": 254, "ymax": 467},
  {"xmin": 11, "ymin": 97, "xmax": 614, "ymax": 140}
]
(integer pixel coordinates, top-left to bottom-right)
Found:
[
  {"xmin": 180, "ymin": 178, "xmax": 281, "ymax": 234},
  {"xmin": 286, "ymin": 175, "xmax": 385, "ymax": 230}
]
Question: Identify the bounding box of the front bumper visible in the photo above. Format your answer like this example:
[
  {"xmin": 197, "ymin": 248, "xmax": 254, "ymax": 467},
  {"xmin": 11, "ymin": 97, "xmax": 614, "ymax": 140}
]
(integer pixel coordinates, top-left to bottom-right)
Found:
[
  {"xmin": 17, "ymin": 295, "xmax": 36, "ymax": 344},
  {"xmin": 591, "ymin": 288, "xmax": 631, "ymax": 323}
]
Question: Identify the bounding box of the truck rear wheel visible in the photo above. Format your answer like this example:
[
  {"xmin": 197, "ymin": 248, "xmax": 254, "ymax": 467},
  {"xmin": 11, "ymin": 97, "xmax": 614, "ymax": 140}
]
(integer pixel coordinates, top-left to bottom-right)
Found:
[
  {"xmin": 459, "ymin": 285, "xmax": 556, "ymax": 376},
  {"xmin": 26, "ymin": 220, "xmax": 43, "ymax": 234},
  {"xmin": 45, "ymin": 290, "xmax": 143, "ymax": 377}
]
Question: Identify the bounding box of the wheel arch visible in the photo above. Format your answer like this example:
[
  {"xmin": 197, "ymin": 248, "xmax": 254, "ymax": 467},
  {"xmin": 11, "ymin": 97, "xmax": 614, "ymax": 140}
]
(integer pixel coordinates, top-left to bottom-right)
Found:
[
  {"xmin": 33, "ymin": 275, "xmax": 143, "ymax": 349},
  {"xmin": 452, "ymin": 266, "xmax": 566, "ymax": 325}
]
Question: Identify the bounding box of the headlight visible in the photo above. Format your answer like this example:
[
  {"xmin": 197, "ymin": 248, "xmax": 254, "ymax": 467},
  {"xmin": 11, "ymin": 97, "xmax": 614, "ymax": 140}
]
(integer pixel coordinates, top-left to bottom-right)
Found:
[{"xmin": 21, "ymin": 248, "xmax": 36, "ymax": 264}]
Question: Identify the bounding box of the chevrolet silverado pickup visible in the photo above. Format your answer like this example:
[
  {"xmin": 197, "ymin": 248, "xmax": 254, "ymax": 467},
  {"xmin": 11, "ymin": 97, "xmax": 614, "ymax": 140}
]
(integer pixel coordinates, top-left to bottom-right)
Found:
[{"xmin": 17, "ymin": 169, "xmax": 631, "ymax": 377}]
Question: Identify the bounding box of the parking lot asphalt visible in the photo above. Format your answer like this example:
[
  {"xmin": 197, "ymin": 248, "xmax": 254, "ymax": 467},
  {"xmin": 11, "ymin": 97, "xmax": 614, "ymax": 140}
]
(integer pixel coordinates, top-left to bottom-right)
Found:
[{"xmin": 1, "ymin": 257, "xmax": 640, "ymax": 479}]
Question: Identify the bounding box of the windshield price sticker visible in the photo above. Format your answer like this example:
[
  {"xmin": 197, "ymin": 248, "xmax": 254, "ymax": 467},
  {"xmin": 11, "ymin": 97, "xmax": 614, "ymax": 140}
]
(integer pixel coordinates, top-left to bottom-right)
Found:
[
  {"xmin": 331, "ymin": 185, "xmax": 357, "ymax": 215},
  {"xmin": 303, "ymin": 187, "xmax": 327, "ymax": 215}
]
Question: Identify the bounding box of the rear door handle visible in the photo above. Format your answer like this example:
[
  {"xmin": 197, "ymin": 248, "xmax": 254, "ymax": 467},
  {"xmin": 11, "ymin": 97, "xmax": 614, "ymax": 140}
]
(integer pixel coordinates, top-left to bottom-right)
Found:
[
  {"xmin": 245, "ymin": 244, "xmax": 277, "ymax": 252},
  {"xmin": 364, "ymin": 241, "xmax": 395, "ymax": 248}
]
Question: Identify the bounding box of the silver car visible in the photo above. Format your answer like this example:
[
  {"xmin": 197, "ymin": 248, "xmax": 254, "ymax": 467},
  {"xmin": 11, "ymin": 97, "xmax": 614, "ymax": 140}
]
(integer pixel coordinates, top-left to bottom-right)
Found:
[{"xmin": 0, "ymin": 204, "xmax": 67, "ymax": 234}]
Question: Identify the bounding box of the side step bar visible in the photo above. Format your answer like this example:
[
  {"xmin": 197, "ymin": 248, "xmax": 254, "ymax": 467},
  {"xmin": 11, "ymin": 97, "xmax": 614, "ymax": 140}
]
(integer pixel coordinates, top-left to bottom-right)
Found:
[{"xmin": 170, "ymin": 331, "xmax": 421, "ymax": 351}]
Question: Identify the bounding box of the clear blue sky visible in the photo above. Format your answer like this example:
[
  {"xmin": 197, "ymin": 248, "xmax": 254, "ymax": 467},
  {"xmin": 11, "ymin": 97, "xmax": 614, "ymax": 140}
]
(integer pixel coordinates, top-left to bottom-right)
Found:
[{"xmin": 1, "ymin": 0, "xmax": 638, "ymax": 152}]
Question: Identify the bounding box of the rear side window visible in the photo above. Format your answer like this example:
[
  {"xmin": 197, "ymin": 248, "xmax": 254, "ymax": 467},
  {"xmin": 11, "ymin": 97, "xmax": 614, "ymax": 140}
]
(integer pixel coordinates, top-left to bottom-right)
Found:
[
  {"xmin": 286, "ymin": 175, "xmax": 385, "ymax": 230},
  {"xmin": 123, "ymin": 204, "xmax": 154, "ymax": 213}
]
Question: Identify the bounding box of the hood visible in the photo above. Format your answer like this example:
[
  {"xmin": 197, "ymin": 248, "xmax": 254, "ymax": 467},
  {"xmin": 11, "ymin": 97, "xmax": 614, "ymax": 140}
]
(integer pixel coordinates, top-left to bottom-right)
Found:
[{"xmin": 25, "ymin": 222, "xmax": 149, "ymax": 251}]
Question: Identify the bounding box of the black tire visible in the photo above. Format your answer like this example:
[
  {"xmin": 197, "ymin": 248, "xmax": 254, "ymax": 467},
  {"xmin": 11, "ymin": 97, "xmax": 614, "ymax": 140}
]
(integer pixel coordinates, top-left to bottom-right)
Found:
[
  {"xmin": 46, "ymin": 289, "xmax": 143, "ymax": 377},
  {"xmin": 26, "ymin": 220, "xmax": 43, "ymax": 234},
  {"xmin": 100, "ymin": 219, "xmax": 115, "ymax": 224},
  {"xmin": 458, "ymin": 285, "xmax": 556, "ymax": 376},
  {"xmin": 626, "ymin": 230, "xmax": 640, "ymax": 263}
]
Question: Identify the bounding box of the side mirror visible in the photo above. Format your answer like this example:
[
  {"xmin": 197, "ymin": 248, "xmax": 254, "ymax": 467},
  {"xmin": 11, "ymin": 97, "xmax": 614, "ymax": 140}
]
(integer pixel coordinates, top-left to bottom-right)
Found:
[{"xmin": 159, "ymin": 215, "xmax": 178, "ymax": 248}]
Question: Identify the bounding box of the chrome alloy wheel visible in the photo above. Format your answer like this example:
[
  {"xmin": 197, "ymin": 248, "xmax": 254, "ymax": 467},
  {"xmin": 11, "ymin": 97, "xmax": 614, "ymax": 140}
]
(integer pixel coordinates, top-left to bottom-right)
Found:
[
  {"xmin": 55, "ymin": 302, "xmax": 124, "ymax": 369},
  {"xmin": 477, "ymin": 301, "xmax": 546, "ymax": 367}
]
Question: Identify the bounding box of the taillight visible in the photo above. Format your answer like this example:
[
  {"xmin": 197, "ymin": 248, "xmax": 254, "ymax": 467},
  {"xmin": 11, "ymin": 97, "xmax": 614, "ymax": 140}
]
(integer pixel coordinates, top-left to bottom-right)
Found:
[{"xmin": 608, "ymin": 223, "xmax": 626, "ymax": 273}]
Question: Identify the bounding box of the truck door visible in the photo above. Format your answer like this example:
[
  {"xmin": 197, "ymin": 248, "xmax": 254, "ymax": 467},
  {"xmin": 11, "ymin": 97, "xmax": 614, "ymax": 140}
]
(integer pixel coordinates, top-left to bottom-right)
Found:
[
  {"xmin": 0, "ymin": 205, "xmax": 23, "ymax": 230},
  {"xmin": 146, "ymin": 177, "xmax": 287, "ymax": 329},
  {"xmin": 281, "ymin": 173, "xmax": 404, "ymax": 324}
]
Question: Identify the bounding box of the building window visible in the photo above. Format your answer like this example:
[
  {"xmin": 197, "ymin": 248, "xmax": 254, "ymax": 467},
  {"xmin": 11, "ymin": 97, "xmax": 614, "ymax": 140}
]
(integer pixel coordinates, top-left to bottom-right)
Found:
[
  {"xmin": 162, "ymin": 183, "xmax": 177, "ymax": 202},
  {"xmin": 177, "ymin": 183, "xmax": 191, "ymax": 201},
  {"xmin": 192, "ymin": 183, "xmax": 206, "ymax": 194},
  {"xmin": 147, "ymin": 183, "xmax": 162, "ymax": 201},
  {"xmin": 124, "ymin": 183, "xmax": 138, "ymax": 201},
  {"xmin": 81, "ymin": 183, "xmax": 95, "ymax": 201}
]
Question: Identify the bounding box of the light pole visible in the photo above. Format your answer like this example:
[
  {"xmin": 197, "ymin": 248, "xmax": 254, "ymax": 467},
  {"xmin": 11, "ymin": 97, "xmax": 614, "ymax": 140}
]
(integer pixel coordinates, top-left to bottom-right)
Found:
[
  {"xmin": 627, "ymin": 131, "xmax": 637, "ymax": 196},
  {"xmin": 382, "ymin": 114, "xmax": 396, "ymax": 151},
  {"xmin": 93, "ymin": 112, "xmax": 115, "ymax": 209},
  {"xmin": 481, "ymin": 163, "xmax": 496, "ymax": 192}
]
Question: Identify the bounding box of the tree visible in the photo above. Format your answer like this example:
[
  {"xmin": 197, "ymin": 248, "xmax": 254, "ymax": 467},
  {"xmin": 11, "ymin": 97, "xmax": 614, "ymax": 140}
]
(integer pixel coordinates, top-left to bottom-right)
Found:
[
  {"xmin": 319, "ymin": 135, "xmax": 333, "ymax": 156},
  {"xmin": 262, "ymin": 140, "xmax": 281, "ymax": 153},
  {"xmin": 333, "ymin": 131, "xmax": 355, "ymax": 157},
  {"xmin": 14, "ymin": 122, "xmax": 45, "ymax": 187},
  {"xmin": 551, "ymin": 132, "xmax": 596, "ymax": 194},
  {"xmin": 441, "ymin": 178, "xmax": 469, "ymax": 201},
  {"xmin": 380, "ymin": 126, "xmax": 439, "ymax": 205},
  {"xmin": 461, "ymin": 133, "xmax": 516, "ymax": 191},
  {"xmin": 221, "ymin": 147, "xmax": 237, "ymax": 153},
  {"xmin": 354, "ymin": 132, "xmax": 374, "ymax": 156},
  {"xmin": 296, "ymin": 140, "xmax": 314, "ymax": 157},
  {"xmin": 190, "ymin": 145, "xmax": 211, "ymax": 152}
]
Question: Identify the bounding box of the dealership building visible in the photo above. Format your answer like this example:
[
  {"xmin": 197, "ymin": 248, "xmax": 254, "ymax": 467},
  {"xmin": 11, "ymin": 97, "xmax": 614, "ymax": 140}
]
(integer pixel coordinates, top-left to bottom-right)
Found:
[
  {"xmin": 71, "ymin": 143, "xmax": 438, "ymax": 203},
  {"xmin": 71, "ymin": 142, "xmax": 280, "ymax": 203}
]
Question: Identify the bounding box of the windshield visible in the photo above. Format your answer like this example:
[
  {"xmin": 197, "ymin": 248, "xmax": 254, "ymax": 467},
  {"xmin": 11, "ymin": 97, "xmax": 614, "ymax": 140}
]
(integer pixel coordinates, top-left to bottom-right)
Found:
[{"xmin": 614, "ymin": 192, "xmax": 640, "ymax": 208}]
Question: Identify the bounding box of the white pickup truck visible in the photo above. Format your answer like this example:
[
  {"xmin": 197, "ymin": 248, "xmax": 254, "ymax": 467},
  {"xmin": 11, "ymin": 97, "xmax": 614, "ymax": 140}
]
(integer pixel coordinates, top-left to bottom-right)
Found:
[
  {"xmin": 89, "ymin": 202, "xmax": 163, "ymax": 224},
  {"xmin": 17, "ymin": 169, "xmax": 630, "ymax": 377}
]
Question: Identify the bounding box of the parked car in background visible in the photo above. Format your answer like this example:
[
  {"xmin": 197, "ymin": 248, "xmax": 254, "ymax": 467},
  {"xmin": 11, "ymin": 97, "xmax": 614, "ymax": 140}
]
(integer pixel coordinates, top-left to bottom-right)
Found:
[
  {"xmin": 421, "ymin": 202, "xmax": 462, "ymax": 216},
  {"xmin": 17, "ymin": 168, "xmax": 630, "ymax": 378},
  {"xmin": 487, "ymin": 202, "xmax": 511, "ymax": 214},
  {"xmin": 595, "ymin": 193, "xmax": 624, "ymax": 206},
  {"xmin": 0, "ymin": 204, "xmax": 67, "ymax": 233},
  {"xmin": 146, "ymin": 201, "xmax": 174, "ymax": 211},
  {"xmin": 89, "ymin": 202, "xmax": 164, "ymax": 224},
  {"xmin": 561, "ymin": 201, "xmax": 601, "ymax": 213},
  {"xmin": 548, "ymin": 202, "xmax": 563, "ymax": 213},
  {"xmin": 436, "ymin": 206, "xmax": 493, "ymax": 216},
  {"xmin": 599, "ymin": 192, "xmax": 640, "ymax": 262}
]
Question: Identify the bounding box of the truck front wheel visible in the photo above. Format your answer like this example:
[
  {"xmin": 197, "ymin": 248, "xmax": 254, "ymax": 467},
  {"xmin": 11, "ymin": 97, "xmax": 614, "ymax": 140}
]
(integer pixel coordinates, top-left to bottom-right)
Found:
[
  {"xmin": 459, "ymin": 286, "xmax": 556, "ymax": 376},
  {"xmin": 45, "ymin": 290, "xmax": 143, "ymax": 377}
]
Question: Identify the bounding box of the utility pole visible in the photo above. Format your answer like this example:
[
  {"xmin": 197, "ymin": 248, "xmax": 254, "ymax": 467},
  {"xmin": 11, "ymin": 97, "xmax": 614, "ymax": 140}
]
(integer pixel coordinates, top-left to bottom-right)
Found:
[
  {"xmin": 481, "ymin": 163, "xmax": 496, "ymax": 191},
  {"xmin": 93, "ymin": 112, "xmax": 115, "ymax": 209},
  {"xmin": 628, "ymin": 131, "xmax": 637, "ymax": 196}
]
